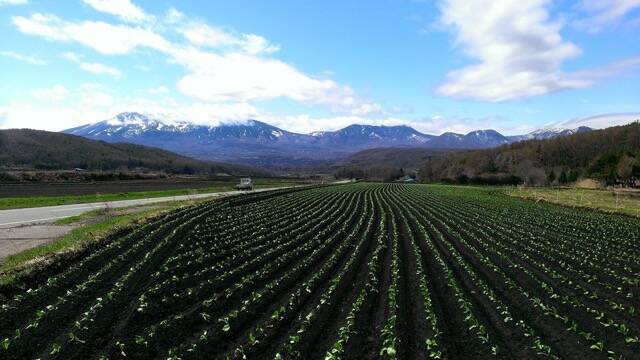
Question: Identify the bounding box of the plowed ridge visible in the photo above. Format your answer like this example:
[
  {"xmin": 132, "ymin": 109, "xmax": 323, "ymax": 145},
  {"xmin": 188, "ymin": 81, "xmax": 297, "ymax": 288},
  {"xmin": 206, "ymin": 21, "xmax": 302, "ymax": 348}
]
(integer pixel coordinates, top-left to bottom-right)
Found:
[{"xmin": 1, "ymin": 184, "xmax": 639, "ymax": 359}]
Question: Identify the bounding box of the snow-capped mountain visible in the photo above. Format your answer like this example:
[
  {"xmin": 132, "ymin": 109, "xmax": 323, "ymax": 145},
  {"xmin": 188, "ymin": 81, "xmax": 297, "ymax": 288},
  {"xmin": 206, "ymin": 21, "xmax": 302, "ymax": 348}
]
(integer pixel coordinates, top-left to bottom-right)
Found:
[
  {"xmin": 66, "ymin": 113, "xmax": 302, "ymax": 143},
  {"xmin": 64, "ymin": 112, "xmax": 592, "ymax": 168},
  {"xmin": 426, "ymin": 129, "xmax": 510, "ymax": 149},
  {"xmin": 312, "ymin": 124, "xmax": 435, "ymax": 146},
  {"xmin": 66, "ymin": 112, "xmax": 196, "ymax": 138},
  {"xmin": 507, "ymin": 126, "xmax": 592, "ymax": 142}
]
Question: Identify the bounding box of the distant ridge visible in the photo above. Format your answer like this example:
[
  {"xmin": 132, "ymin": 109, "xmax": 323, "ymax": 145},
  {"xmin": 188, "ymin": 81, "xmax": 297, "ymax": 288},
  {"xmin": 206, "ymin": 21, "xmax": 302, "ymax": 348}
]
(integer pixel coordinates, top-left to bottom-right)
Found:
[
  {"xmin": 0, "ymin": 128, "xmax": 265, "ymax": 175},
  {"xmin": 339, "ymin": 147, "xmax": 449, "ymax": 170},
  {"xmin": 64, "ymin": 112, "xmax": 593, "ymax": 169}
]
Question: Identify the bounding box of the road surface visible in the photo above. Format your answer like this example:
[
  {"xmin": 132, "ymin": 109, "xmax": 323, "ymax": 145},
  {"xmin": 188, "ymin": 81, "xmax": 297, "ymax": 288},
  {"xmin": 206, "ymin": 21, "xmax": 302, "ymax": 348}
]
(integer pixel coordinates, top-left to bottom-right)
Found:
[{"xmin": 0, "ymin": 186, "xmax": 294, "ymax": 228}]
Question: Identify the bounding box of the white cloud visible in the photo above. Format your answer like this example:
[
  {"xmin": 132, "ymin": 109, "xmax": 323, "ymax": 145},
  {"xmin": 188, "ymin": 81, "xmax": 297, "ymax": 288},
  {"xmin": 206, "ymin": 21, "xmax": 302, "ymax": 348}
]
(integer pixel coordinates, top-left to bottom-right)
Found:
[
  {"xmin": 164, "ymin": 8, "xmax": 184, "ymax": 24},
  {"xmin": 241, "ymin": 34, "xmax": 280, "ymax": 55},
  {"xmin": 147, "ymin": 85, "xmax": 169, "ymax": 94},
  {"xmin": 349, "ymin": 102, "xmax": 384, "ymax": 116},
  {"xmin": 260, "ymin": 114, "xmax": 386, "ymax": 134},
  {"xmin": 576, "ymin": 0, "xmax": 640, "ymax": 31},
  {"xmin": 59, "ymin": 51, "xmax": 122, "ymax": 78},
  {"xmin": 246, "ymin": 112, "xmax": 640, "ymax": 135},
  {"xmin": 170, "ymin": 48, "xmax": 370, "ymax": 111},
  {"xmin": 436, "ymin": 0, "xmax": 587, "ymax": 102},
  {"xmin": 178, "ymin": 22, "xmax": 279, "ymax": 55},
  {"xmin": 567, "ymin": 56, "xmax": 640, "ymax": 81},
  {"xmin": 80, "ymin": 62, "xmax": 122, "ymax": 78},
  {"xmin": 67, "ymin": 22, "xmax": 171, "ymax": 54},
  {"xmin": 156, "ymin": 102, "xmax": 260, "ymax": 126},
  {"xmin": 0, "ymin": 104, "xmax": 110, "ymax": 131},
  {"xmin": 557, "ymin": 112, "xmax": 640, "ymax": 129},
  {"xmin": 0, "ymin": 0, "xmax": 27, "ymax": 6},
  {"xmin": 81, "ymin": 0, "xmax": 152, "ymax": 23},
  {"xmin": 31, "ymin": 85, "xmax": 69, "ymax": 101},
  {"xmin": 178, "ymin": 23, "xmax": 239, "ymax": 48},
  {"xmin": 13, "ymin": 14, "xmax": 172, "ymax": 55},
  {"xmin": 12, "ymin": 10, "xmax": 379, "ymax": 118},
  {"xmin": 174, "ymin": 52, "xmax": 327, "ymax": 102},
  {"xmin": 135, "ymin": 64, "xmax": 151, "ymax": 72},
  {"xmin": 259, "ymin": 114, "xmax": 419, "ymax": 134},
  {"xmin": 81, "ymin": 91, "xmax": 114, "ymax": 107},
  {"xmin": 0, "ymin": 99, "xmax": 260, "ymax": 131},
  {"xmin": 80, "ymin": 82, "xmax": 106, "ymax": 90},
  {"xmin": 12, "ymin": 13, "xmax": 69, "ymax": 41},
  {"xmin": 0, "ymin": 50, "xmax": 45, "ymax": 65},
  {"xmin": 59, "ymin": 51, "xmax": 81, "ymax": 62}
]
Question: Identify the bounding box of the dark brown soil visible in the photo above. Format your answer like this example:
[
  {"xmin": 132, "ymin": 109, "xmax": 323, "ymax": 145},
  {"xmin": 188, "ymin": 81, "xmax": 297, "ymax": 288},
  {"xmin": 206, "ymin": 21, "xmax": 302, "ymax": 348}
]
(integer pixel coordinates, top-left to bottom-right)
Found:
[{"xmin": 2, "ymin": 184, "xmax": 637, "ymax": 360}]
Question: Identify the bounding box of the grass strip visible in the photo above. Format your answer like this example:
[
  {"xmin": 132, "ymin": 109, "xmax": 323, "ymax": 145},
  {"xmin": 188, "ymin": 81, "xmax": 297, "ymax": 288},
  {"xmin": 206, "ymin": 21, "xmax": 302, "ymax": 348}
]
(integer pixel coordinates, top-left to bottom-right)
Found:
[
  {"xmin": 505, "ymin": 187, "xmax": 640, "ymax": 218},
  {"xmin": 0, "ymin": 180, "xmax": 302, "ymax": 210}
]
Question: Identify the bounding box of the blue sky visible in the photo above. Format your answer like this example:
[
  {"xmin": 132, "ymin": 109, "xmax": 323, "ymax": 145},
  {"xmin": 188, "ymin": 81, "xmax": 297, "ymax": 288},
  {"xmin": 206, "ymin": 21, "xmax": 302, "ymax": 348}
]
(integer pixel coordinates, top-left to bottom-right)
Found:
[{"xmin": 0, "ymin": 0, "xmax": 639, "ymax": 135}]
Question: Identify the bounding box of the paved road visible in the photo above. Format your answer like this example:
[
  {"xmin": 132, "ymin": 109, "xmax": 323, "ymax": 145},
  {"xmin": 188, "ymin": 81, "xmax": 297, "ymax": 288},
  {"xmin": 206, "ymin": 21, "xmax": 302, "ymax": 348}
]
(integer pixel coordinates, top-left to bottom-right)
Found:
[{"xmin": 0, "ymin": 186, "xmax": 294, "ymax": 228}]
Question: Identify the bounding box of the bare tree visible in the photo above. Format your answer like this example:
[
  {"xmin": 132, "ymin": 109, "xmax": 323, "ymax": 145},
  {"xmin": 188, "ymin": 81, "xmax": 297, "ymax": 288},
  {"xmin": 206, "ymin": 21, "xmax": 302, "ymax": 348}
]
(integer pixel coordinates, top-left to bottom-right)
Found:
[
  {"xmin": 617, "ymin": 155, "xmax": 636, "ymax": 187},
  {"xmin": 526, "ymin": 167, "xmax": 547, "ymax": 187}
]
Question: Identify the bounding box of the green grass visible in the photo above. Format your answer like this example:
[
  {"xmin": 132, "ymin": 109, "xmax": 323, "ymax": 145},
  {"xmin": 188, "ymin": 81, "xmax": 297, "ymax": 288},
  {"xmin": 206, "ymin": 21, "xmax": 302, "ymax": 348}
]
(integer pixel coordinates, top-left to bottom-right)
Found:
[
  {"xmin": 505, "ymin": 187, "xmax": 640, "ymax": 218},
  {"xmin": 0, "ymin": 179, "xmax": 303, "ymax": 210},
  {"xmin": 53, "ymin": 208, "xmax": 112, "ymax": 225}
]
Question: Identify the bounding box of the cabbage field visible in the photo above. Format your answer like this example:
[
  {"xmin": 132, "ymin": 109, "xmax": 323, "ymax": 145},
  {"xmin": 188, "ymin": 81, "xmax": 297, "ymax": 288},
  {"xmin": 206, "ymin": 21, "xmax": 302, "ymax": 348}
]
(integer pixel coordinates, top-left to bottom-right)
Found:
[{"xmin": 1, "ymin": 183, "xmax": 639, "ymax": 359}]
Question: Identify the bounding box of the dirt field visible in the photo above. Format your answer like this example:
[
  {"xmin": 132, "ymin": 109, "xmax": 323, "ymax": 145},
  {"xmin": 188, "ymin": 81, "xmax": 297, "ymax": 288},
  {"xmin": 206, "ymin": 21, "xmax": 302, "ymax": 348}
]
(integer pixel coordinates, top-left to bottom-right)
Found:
[
  {"xmin": 0, "ymin": 224, "xmax": 77, "ymax": 263},
  {"xmin": 0, "ymin": 178, "xmax": 231, "ymax": 197},
  {"xmin": 1, "ymin": 184, "xmax": 638, "ymax": 359}
]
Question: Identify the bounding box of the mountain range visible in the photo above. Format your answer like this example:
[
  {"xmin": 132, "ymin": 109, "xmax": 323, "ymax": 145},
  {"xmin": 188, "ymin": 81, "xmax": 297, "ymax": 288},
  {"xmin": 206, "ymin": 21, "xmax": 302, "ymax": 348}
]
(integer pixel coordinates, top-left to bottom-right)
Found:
[{"xmin": 64, "ymin": 112, "xmax": 592, "ymax": 169}]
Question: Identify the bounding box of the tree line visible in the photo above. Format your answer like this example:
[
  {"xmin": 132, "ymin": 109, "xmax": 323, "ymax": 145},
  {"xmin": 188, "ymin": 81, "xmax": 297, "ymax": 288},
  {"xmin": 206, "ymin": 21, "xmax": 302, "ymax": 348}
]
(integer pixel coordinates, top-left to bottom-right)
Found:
[
  {"xmin": 418, "ymin": 122, "xmax": 640, "ymax": 187},
  {"xmin": 335, "ymin": 165, "xmax": 408, "ymax": 182}
]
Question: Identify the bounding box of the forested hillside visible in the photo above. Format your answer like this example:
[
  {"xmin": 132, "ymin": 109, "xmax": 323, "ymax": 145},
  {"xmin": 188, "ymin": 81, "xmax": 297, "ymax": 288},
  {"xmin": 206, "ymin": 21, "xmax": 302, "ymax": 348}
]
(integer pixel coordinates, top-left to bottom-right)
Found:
[
  {"xmin": 420, "ymin": 122, "xmax": 640, "ymax": 186},
  {"xmin": 333, "ymin": 147, "xmax": 447, "ymax": 181},
  {"xmin": 339, "ymin": 147, "xmax": 447, "ymax": 168},
  {"xmin": 0, "ymin": 129, "xmax": 262, "ymax": 175}
]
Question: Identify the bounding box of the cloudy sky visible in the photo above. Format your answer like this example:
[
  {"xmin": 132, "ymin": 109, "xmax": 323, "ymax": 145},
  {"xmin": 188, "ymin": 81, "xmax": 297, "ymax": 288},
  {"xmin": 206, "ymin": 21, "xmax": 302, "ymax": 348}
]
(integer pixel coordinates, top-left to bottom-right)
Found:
[{"xmin": 0, "ymin": 0, "xmax": 639, "ymax": 135}]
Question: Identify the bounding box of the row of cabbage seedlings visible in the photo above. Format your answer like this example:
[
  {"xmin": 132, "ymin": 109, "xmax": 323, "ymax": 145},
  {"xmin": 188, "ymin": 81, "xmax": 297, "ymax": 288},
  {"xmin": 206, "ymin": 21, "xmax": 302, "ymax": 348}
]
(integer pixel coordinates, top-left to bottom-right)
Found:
[
  {"xmin": 201, "ymin": 189, "xmax": 375, "ymax": 359},
  {"xmin": 439, "ymin": 196, "xmax": 640, "ymax": 351},
  {"xmin": 0, "ymin": 186, "xmax": 322, "ymax": 357},
  {"xmin": 419, "ymin": 187, "xmax": 639, "ymax": 316},
  {"xmin": 402, "ymin": 185, "xmax": 638, "ymax": 358},
  {"xmin": 412, "ymin": 186, "xmax": 640, "ymax": 354},
  {"xmin": 401, "ymin": 189, "xmax": 559, "ymax": 358},
  {"xmin": 272, "ymin": 188, "xmax": 380, "ymax": 359},
  {"xmin": 160, "ymin": 186, "xmax": 377, "ymax": 359},
  {"xmin": 134, "ymin": 189, "xmax": 344, "ymax": 316},
  {"xmin": 0, "ymin": 200, "xmax": 223, "ymax": 358},
  {"xmin": 121, "ymin": 188, "xmax": 364, "ymax": 358},
  {"xmin": 450, "ymin": 187, "xmax": 640, "ymax": 285}
]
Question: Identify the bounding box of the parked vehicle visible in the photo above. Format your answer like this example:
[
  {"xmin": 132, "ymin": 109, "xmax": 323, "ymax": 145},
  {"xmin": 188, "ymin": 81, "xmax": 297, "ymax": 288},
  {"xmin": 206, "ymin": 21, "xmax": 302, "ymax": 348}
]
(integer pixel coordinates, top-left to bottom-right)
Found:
[{"xmin": 236, "ymin": 177, "xmax": 253, "ymax": 190}]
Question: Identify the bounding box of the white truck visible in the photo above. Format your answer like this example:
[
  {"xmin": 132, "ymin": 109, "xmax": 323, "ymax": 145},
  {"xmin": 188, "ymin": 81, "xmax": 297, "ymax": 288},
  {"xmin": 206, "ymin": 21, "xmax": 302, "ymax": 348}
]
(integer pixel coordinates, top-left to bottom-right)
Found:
[{"xmin": 236, "ymin": 178, "xmax": 254, "ymax": 190}]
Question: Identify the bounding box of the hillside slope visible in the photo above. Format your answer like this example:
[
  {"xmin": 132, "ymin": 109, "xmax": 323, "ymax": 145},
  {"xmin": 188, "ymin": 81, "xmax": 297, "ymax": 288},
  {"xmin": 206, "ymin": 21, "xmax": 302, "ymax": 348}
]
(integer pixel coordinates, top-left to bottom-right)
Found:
[
  {"xmin": 0, "ymin": 129, "xmax": 262, "ymax": 175},
  {"xmin": 339, "ymin": 147, "xmax": 449, "ymax": 169},
  {"xmin": 420, "ymin": 122, "xmax": 640, "ymax": 186}
]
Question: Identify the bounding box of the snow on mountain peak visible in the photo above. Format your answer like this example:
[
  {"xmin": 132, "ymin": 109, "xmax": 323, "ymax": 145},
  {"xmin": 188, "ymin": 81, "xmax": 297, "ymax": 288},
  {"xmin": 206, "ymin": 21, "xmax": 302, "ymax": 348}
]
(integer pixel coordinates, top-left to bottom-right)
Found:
[
  {"xmin": 530, "ymin": 127, "xmax": 564, "ymax": 135},
  {"xmin": 107, "ymin": 112, "xmax": 195, "ymax": 130},
  {"xmin": 107, "ymin": 112, "xmax": 150, "ymax": 126},
  {"xmin": 65, "ymin": 112, "xmax": 594, "ymax": 156}
]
